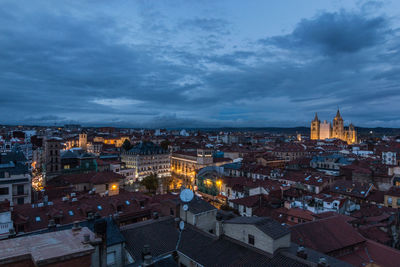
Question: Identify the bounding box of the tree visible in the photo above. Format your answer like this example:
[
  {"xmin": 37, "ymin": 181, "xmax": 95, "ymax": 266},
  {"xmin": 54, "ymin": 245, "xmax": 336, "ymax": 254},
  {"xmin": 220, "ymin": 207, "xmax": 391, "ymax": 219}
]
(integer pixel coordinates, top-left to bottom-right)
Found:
[
  {"xmin": 122, "ymin": 139, "xmax": 133, "ymax": 151},
  {"xmin": 140, "ymin": 173, "xmax": 159, "ymax": 193},
  {"xmin": 160, "ymin": 176, "xmax": 173, "ymax": 193},
  {"xmin": 160, "ymin": 140, "xmax": 171, "ymax": 151}
]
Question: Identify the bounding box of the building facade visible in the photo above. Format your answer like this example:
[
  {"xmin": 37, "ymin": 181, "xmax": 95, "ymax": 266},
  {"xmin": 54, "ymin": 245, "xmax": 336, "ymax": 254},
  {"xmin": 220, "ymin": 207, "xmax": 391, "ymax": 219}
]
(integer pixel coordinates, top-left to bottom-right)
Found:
[
  {"xmin": 121, "ymin": 141, "xmax": 170, "ymax": 179},
  {"xmin": 0, "ymin": 152, "xmax": 31, "ymax": 205},
  {"xmin": 310, "ymin": 109, "xmax": 357, "ymax": 144},
  {"xmin": 43, "ymin": 137, "xmax": 62, "ymax": 175}
]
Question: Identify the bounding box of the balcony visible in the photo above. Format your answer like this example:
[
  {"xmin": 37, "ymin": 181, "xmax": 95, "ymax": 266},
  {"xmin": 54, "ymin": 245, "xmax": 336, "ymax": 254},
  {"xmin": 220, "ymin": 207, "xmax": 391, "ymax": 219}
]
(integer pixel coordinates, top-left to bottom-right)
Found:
[{"xmin": 12, "ymin": 190, "xmax": 29, "ymax": 197}]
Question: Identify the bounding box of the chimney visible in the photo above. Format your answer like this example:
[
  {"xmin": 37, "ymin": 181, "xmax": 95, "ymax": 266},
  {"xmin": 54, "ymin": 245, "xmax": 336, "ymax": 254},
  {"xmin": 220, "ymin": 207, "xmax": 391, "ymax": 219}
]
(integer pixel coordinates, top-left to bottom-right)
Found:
[
  {"xmin": 152, "ymin": 212, "xmax": 159, "ymax": 219},
  {"xmin": 8, "ymin": 228, "xmax": 16, "ymax": 238},
  {"xmin": 48, "ymin": 219, "xmax": 56, "ymax": 231},
  {"xmin": 215, "ymin": 214, "xmax": 223, "ymax": 237},
  {"xmin": 142, "ymin": 245, "xmax": 153, "ymax": 266},
  {"xmin": 83, "ymin": 234, "xmax": 91, "ymax": 244},
  {"xmin": 296, "ymin": 246, "xmax": 307, "ymax": 259},
  {"xmin": 72, "ymin": 221, "xmax": 81, "ymax": 231},
  {"xmin": 317, "ymin": 257, "xmax": 329, "ymax": 267}
]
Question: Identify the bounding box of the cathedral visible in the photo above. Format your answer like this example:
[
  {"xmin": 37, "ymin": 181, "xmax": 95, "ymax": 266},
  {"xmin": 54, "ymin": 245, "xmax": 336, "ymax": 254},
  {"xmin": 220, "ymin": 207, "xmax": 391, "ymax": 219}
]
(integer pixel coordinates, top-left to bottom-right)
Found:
[{"xmin": 310, "ymin": 109, "xmax": 357, "ymax": 144}]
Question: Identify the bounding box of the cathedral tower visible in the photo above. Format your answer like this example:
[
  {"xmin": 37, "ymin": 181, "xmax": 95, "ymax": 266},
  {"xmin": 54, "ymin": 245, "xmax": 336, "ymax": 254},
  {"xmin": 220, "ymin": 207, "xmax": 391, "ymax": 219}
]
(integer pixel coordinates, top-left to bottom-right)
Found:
[
  {"xmin": 310, "ymin": 113, "xmax": 320, "ymax": 140},
  {"xmin": 332, "ymin": 109, "xmax": 344, "ymax": 139}
]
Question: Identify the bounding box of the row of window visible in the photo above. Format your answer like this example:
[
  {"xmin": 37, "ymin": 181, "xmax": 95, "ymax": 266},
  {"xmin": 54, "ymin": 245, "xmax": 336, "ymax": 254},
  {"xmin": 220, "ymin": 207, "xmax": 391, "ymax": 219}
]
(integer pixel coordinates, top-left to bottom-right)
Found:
[{"xmin": 387, "ymin": 197, "xmax": 400, "ymax": 206}]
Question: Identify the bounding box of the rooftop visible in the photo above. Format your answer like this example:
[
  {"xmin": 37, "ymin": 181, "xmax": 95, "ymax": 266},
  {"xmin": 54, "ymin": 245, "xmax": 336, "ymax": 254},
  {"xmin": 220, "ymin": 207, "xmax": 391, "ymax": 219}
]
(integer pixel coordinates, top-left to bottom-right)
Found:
[{"xmin": 0, "ymin": 227, "xmax": 95, "ymax": 266}]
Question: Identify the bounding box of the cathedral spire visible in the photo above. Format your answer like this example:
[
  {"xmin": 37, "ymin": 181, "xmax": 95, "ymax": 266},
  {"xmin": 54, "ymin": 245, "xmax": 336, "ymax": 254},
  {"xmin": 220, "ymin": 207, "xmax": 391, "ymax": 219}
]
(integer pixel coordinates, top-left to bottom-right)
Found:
[
  {"xmin": 313, "ymin": 112, "xmax": 319, "ymax": 121},
  {"xmin": 335, "ymin": 108, "xmax": 341, "ymax": 118}
]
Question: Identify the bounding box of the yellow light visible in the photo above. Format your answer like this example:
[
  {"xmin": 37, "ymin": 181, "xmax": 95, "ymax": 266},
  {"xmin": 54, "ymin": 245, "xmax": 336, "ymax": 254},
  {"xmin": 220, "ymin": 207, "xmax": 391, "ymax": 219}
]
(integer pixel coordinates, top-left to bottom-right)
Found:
[
  {"xmin": 216, "ymin": 180, "xmax": 222, "ymax": 186},
  {"xmin": 112, "ymin": 184, "xmax": 117, "ymax": 190}
]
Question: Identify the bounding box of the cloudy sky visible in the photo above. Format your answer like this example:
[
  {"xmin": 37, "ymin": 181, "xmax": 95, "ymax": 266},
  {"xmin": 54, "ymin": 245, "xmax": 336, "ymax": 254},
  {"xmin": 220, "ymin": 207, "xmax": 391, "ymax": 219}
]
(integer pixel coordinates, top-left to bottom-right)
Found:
[{"xmin": 1, "ymin": 0, "xmax": 400, "ymax": 128}]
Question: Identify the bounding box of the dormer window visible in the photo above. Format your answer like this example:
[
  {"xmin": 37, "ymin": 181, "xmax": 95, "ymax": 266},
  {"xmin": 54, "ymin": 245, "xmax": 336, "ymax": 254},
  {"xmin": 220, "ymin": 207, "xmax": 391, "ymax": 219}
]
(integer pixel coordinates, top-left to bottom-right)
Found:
[{"xmin": 248, "ymin": 234, "xmax": 255, "ymax": 245}]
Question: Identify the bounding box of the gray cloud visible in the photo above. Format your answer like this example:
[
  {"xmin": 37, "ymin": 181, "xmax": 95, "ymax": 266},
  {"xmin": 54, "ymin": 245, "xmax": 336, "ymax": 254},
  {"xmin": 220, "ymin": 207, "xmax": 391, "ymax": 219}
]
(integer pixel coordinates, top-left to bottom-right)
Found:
[
  {"xmin": 0, "ymin": 1, "xmax": 400, "ymax": 127},
  {"xmin": 265, "ymin": 10, "xmax": 388, "ymax": 55}
]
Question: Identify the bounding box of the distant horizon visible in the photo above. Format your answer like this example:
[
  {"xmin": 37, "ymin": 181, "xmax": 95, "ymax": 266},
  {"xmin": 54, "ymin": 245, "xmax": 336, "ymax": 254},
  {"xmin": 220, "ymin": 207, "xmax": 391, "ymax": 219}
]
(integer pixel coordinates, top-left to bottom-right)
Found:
[{"xmin": 2, "ymin": 123, "xmax": 400, "ymax": 131}]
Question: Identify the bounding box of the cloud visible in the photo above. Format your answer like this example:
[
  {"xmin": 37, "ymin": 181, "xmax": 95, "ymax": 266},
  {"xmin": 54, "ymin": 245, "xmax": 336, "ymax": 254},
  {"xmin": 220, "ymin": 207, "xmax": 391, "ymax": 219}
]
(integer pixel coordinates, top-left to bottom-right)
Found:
[
  {"xmin": 0, "ymin": 1, "xmax": 400, "ymax": 127},
  {"xmin": 265, "ymin": 10, "xmax": 389, "ymax": 55},
  {"xmin": 179, "ymin": 18, "xmax": 231, "ymax": 35}
]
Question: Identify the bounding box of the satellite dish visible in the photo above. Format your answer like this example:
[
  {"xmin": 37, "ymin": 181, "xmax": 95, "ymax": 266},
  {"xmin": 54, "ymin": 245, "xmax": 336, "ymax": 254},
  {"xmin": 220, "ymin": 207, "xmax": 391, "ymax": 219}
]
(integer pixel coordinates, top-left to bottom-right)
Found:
[
  {"xmin": 183, "ymin": 204, "xmax": 188, "ymax": 211},
  {"xmin": 179, "ymin": 221, "xmax": 185, "ymax": 231},
  {"xmin": 180, "ymin": 189, "xmax": 194, "ymax": 203}
]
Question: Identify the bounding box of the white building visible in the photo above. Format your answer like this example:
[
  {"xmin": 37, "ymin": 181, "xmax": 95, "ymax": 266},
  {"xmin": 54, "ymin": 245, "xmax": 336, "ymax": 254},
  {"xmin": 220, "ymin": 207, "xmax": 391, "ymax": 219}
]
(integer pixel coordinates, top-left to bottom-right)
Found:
[
  {"xmin": 0, "ymin": 152, "xmax": 31, "ymax": 205},
  {"xmin": 0, "ymin": 203, "xmax": 12, "ymax": 239},
  {"xmin": 121, "ymin": 141, "xmax": 170, "ymax": 179}
]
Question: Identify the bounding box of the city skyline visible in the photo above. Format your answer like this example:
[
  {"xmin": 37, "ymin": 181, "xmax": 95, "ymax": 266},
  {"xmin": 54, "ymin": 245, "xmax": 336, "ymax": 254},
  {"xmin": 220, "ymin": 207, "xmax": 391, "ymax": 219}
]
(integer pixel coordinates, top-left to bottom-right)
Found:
[{"xmin": 1, "ymin": 1, "xmax": 400, "ymax": 127}]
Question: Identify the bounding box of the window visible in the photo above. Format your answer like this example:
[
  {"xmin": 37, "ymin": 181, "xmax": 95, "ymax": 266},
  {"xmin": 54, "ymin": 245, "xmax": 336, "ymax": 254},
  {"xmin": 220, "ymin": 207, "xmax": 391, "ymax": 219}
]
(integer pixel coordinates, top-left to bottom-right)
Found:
[
  {"xmin": 17, "ymin": 197, "xmax": 24, "ymax": 205},
  {"xmin": 397, "ymin": 198, "xmax": 400, "ymax": 206},
  {"xmin": 17, "ymin": 185, "xmax": 24, "ymax": 195},
  {"xmin": 248, "ymin": 234, "xmax": 255, "ymax": 245},
  {"xmin": 125, "ymin": 200, "xmax": 130, "ymax": 205},
  {"xmin": 0, "ymin": 187, "xmax": 9, "ymax": 195},
  {"xmin": 97, "ymin": 205, "xmax": 102, "ymax": 210},
  {"xmin": 106, "ymin": 252, "xmax": 116, "ymax": 265},
  {"xmin": 35, "ymin": 216, "xmax": 41, "ymax": 222},
  {"xmin": 388, "ymin": 197, "xmax": 393, "ymax": 204},
  {"xmin": 69, "ymin": 210, "xmax": 74, "ymax": 216}
]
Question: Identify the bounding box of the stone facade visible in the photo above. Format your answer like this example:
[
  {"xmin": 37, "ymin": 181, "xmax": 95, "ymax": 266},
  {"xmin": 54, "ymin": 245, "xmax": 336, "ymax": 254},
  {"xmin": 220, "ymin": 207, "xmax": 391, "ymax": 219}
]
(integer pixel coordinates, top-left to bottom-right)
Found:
[{"xmin": 310, "ymin": 109, "xmax": 357, "ymax": 144}]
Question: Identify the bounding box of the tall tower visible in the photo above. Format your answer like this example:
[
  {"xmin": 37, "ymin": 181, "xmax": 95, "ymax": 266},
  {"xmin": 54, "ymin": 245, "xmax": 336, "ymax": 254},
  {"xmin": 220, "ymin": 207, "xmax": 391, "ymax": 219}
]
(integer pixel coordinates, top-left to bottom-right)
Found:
[
  {"xmin": 310, "ymin": 113, "xmax": 320, "ymax": 140},
  {"xmin": 44, "ymin": 137, "xmax": 62, "ymax": 175},
  {"xmin": 79, "ymin": 132, "xmax": 87, "ymax": 150},
  {"xmin": 332, "ymin": 109, "xmax": 344, "ymax": 139},
  {"xmin": 347, "ymin": 123, "xmax": 357, "ymax": 144}
]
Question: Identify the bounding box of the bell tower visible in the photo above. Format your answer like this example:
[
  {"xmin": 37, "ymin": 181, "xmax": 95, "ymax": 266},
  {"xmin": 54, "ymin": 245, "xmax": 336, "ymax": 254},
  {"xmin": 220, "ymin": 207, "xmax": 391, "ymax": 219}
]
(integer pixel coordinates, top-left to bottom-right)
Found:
[
  {"xmin": 332, "ymin": 109, "xmax": 344, "ymax": 139},
  {"xmin": 79, "ymin": 132, "xmax": 87, "ymax": 150},
  {"xmin": 310, "ymin": 113, "xmax": 320, "ymax": 140}
]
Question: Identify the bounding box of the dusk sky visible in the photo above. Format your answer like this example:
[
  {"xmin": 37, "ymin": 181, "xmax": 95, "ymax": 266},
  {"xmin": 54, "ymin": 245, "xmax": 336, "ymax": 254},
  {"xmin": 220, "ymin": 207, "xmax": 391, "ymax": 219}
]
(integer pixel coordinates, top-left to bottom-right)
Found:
[{"xmin": 1, "ymin": 0, "xmax": 400, "ymax": 128}]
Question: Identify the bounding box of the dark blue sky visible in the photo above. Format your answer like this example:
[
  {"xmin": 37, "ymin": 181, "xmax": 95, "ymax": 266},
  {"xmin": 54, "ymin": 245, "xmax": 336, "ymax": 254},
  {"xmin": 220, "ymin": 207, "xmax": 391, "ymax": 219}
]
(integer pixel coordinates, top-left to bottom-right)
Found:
[{"xmin": 1, "ymin": 0, "xmax": 400, "ymax": 128}]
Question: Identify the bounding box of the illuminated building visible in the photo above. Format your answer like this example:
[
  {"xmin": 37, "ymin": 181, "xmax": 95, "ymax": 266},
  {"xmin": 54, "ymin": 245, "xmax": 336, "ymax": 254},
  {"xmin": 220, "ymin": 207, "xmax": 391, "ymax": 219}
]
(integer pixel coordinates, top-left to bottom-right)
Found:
[
  {"xmin": 121, "ymin": 141, "xmax": 170, "ymax": 179},
  {"xmin": 319, "ymin": 120, "xmax": 331, "ymax": 140},
  {"xmin": 171, "ymin": 149, "xmax": 231, "ymax": 187},
  {"xmin": 79, "ymin": 132, "xmax": 87, "ymax": 150},
  {"xmin": 310, "ymin": 109, "xmax": 357, "ymax": 144},
  {"xmin": 310, "ymin": 113, "xmax": 320, "ymax": 140}
]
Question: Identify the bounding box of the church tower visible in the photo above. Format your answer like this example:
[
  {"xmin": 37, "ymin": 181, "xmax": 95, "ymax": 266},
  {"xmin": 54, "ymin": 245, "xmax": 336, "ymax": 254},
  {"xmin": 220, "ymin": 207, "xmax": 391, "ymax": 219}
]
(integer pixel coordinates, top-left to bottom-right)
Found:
[
  {"xmin": 347, "ymin": 123, "xmax": 357, "ymax": 144},
  {"xmin": 79, "ymin": 132, "xmax": 87, "ymax": 150},
  {"xmin": 310, "ymin": 113, "xmax": 320, "ymax": 140},
  {"xmin": 332, "ymin": 109, "xmax": 344, "ymax": 139}
]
